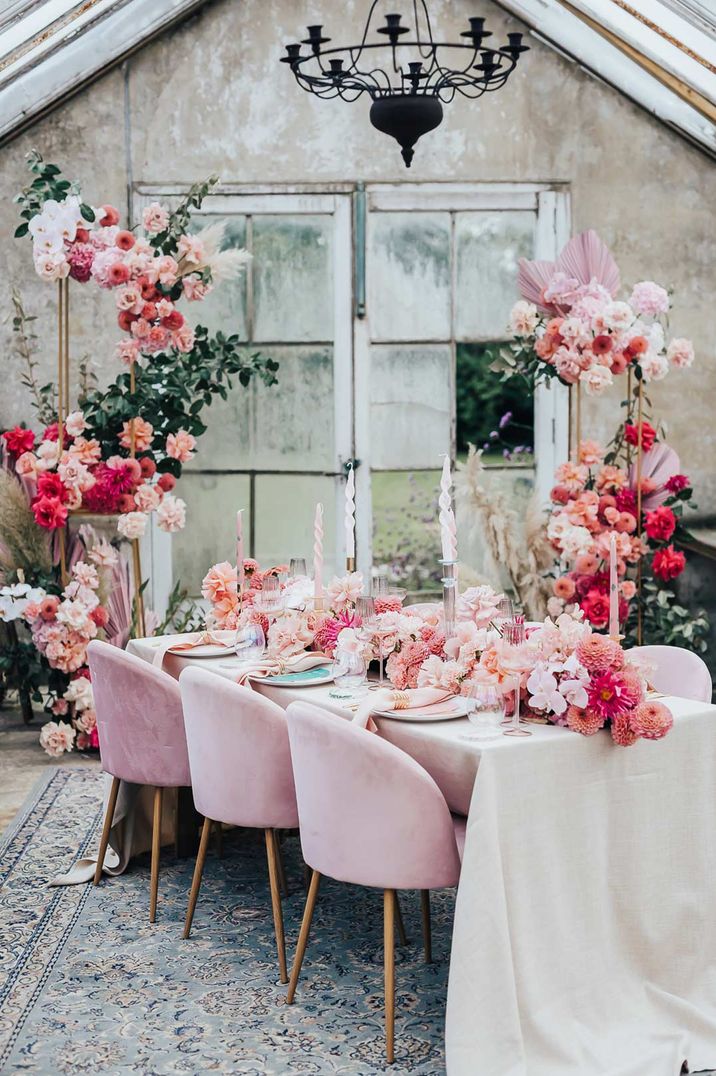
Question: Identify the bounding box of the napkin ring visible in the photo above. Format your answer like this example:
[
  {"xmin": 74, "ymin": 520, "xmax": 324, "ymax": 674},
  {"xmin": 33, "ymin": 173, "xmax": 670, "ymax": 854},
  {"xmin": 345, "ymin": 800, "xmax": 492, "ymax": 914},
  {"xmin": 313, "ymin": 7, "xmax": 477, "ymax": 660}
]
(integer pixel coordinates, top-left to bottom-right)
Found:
[{"xmin": 391, "ymin": 691, "xmax": 410, "ymax": 710}]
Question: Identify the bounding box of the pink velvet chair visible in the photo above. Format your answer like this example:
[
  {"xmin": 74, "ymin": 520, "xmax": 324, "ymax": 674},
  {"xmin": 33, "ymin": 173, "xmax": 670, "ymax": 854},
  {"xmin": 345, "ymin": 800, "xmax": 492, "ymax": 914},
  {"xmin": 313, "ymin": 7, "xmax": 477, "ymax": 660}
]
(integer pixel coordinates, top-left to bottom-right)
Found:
[
  {"xmin": 284, "ymin": 700, "xmax": 464, "ymax": 1064},
  {"xmin": 179, "ymin": 666, "xmax": 299, "ymax": 983},
  {"xmin": 630, "ymin": 644, "xmax": 712, "ymax": 703},
  {"xmin": 87, "ymin": 639, "xmax": 191, "ymax": 922}
]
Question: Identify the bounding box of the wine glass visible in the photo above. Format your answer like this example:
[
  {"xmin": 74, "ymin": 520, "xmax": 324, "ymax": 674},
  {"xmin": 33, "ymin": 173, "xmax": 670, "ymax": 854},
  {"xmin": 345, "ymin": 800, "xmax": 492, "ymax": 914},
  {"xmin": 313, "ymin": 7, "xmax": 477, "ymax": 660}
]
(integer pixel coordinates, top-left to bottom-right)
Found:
[
  {"xmin": 329, "ymin": 649, "xmax": 367, "ymax": 702},
  {"xmin": 290, "ymin": 557, "xmax": 307, "ymax": 578},
  {"xmin": 502, "ymin": 674, "xmax": 531, "ymax": 737},
  {"xmin": 234, "ymin": 623, "xmax": 266, "ymax": 663},
  {"xmin": 494, "ymin": 596, "xmax": 514, "ymax": 634},
  {"xmin": 460, "ymin": 682, "xmax": 502, "ymax": 741},
  {"xmin": 254, "ymin": 575, "xmax": 283, "ymax": 617}
]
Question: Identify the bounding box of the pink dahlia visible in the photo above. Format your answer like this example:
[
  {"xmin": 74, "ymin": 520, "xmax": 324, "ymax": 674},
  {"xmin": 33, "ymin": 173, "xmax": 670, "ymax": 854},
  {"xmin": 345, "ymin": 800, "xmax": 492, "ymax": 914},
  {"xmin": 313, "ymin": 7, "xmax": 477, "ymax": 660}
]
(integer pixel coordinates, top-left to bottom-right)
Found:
[
  {"xmin": 576, "ymin": 635, "xmax": 624, "ymax": 674},
  {"xmin": 565, "ymin": 705, "xmax": 605, "ymax": 736},
  {"xmin": 386, "ymin": 639, "xmax": 431, "ymax": 690},
  {"xmin": 610, "ymin": 711, "xmax": 640, "ymax": 747},
  {"xmin": 630, "ymin": 700, "xmax": 673, "ymax": 741},
  {"xmin": 105, "ymin": 456, "xmax": 142, "ymax": 493},
  {"xmin": 67, "ymin": 242, "xmax": 95, "ymax": 283},
  {"xmin": 587, "ymin": 670, "xmax": 632, "ymax": 721},
  {"xmin": 618, "ymin": 667, "xmax": 645, "ymax": 709},
  {"xmin": 313, "ymin": 611, "xmax": 358, "ymax": 656}
]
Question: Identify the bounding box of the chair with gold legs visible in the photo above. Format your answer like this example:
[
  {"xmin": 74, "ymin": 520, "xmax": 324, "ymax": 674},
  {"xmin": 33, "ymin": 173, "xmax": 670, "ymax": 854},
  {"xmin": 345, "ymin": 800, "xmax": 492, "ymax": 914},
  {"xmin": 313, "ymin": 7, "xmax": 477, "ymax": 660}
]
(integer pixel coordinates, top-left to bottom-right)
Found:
[
  {"xmin": 285, "ymin": 701, "xmax": 464, "ymax": 1065},
  {"xmin": 178, "ymin": 667, "xmax": 299, "ymax": 982},
  {"xmin": 87, "ymin": 640, "xmax": 191, "ymax": 923}
]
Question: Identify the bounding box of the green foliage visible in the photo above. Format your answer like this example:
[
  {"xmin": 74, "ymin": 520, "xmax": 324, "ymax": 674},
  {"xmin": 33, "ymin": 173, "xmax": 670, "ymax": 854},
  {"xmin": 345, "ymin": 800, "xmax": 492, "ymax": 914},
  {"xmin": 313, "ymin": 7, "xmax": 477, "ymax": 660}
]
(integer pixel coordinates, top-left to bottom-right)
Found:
[
  {"xmin": 624, "ymin": 579, "xmax": 710, "ymax": 653},
  {"xmin": 14, "ymin": 150, "xmax": 94, "ymax": 236},
  {"xmin": 79, "ymin": 329, "xmax": 279, "ymax": 463},
  {"xmin": 456, "ymin": 343, "xmax": 534, "ymax": 456},
  {"xmin": 8, "ymin": 288, "xmax": 57, "ymax": 424},
  {"xmin": 150, "ymin": 176, "xmax": 220, "ymax": 257},
  {"xmin": 152, "ymin": 581, "xmax": 204, "ymax": 636}
]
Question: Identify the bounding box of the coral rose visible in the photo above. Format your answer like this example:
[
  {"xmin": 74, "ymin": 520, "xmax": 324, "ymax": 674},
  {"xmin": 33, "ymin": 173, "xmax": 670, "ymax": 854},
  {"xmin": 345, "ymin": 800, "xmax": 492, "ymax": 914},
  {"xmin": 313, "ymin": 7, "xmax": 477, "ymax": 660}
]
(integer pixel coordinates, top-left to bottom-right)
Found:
[
  {"xmin": 99, "ymin": 205, "xmax": 120, "ymax": 227},
  {"xmin": 553, "ymin": 576, "xmax": 576, "ymax": 601},
  {"xmin": 120, "ymin": 417, "xmax": 154, "ymax": 453},
  {"xmin": 165, "ymin": 430, "xmax": 196, "ymax": 463},
  {"xmin": 157, "ymin": 473, "xmax": 176, "ymax": 493},
  {"xmin": 652, "ymin": 545, "xmax": 685, "ymax": 582},
  {"xmin": 115, "ymin": 230, "xmax": 135, "ymax": 251}
]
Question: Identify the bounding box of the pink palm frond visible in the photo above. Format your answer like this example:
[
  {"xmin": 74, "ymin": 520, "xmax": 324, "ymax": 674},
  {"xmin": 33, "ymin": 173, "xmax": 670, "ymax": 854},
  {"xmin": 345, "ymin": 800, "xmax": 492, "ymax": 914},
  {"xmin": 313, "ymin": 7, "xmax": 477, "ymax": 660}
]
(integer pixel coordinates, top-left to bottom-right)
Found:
[
  {"xmin": 629, "ymin": 442, "xmax": 681, "ymax": 511},
  {"xmin": 105, "ymin": 554, "xmax": 132, "ymax": 649},
  {"xmin": 556, "ymin": 230, "xmax": 620, "ymax": 296},
  {"xmin": 517, "ymin": 257, "xmax": 557, "ymax": 312}
]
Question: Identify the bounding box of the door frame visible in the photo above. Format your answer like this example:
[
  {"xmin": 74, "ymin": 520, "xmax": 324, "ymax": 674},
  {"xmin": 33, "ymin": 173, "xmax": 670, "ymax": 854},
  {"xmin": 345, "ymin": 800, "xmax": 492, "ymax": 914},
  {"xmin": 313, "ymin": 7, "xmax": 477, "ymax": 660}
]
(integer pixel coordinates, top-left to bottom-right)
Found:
[{"xmin": 353, "ymin": 181, "xmax": 571, "ymax": 578}]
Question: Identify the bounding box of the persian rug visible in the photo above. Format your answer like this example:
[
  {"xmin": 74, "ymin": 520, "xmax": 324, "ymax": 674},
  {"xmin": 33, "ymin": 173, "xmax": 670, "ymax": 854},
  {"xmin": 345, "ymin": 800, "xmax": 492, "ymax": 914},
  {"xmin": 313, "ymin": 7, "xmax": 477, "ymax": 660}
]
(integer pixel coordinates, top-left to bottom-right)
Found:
[{"xmin": 0, "ymin": 769, "xmax": 451, "ymax": 1074}]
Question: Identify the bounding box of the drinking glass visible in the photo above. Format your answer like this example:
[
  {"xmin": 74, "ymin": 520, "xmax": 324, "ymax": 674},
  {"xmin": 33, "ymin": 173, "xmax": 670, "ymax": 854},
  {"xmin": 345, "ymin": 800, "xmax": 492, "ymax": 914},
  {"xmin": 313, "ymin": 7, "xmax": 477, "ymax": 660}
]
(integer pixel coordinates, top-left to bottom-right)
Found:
[
  {"xmin": 502, "ymin": 674, "xmax": 532, "ymax": 737},
  {"xmin": 460, "ymin": 682, "xmax": 502, "ymax": 741},
  {"xmin": 495, "ymin": 597, "xmax": 514, "ymax": 634},
  {"xmin": 329, "ymin": 650, "xmax": 367, "ymax": 701},
  {"xmin": 355, "ymin": 595, "xmax": 375, "ymax": 624},
  {"xmin": 254, "ymin": 575, "xmax": 283, "ymax": 617},
  {"xmin": 290, "ymin": 557, "xmax": 307, "ymax": 578},
  {"xmin": 234, "ymin": 623, "xmax": 266, "ymax": 663}
]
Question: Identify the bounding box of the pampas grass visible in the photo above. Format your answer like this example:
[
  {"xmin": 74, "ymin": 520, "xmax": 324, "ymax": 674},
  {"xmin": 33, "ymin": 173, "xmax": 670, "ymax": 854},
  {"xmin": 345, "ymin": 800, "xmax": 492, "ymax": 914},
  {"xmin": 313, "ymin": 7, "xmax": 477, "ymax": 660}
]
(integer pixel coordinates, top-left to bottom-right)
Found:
[
  {"xmin": 0, "ymin": 470, "xmax": 51, "ymax": 577},
  {"xmin": 456, "ymin": 445, "xmax": 552, "ymax": 619}
]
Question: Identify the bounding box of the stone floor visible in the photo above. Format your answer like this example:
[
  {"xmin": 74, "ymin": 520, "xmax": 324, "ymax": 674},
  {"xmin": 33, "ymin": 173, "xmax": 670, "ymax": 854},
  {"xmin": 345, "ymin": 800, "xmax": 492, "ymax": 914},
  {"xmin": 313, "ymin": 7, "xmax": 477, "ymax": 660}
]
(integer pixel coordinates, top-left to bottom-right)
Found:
[{"xmin": 0, "ymin": 700, "xmax": 99, "ymax": 836}]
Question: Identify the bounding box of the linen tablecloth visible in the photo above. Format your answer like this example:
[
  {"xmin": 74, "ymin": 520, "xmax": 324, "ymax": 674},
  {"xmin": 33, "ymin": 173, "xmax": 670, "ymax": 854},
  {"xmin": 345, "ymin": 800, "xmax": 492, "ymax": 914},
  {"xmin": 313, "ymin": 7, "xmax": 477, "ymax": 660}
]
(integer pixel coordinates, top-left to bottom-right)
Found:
[{"xmin": 126, "ymin": 635, "xmax": 716, "ymax": 1076}]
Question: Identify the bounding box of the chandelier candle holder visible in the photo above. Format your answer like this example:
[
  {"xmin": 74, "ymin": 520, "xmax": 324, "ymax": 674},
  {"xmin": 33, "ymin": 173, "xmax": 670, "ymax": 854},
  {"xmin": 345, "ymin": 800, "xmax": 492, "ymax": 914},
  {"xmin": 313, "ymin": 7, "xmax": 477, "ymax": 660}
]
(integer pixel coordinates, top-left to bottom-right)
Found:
[{"xmin": 281, "ymin": 4, "xmax": 528, "ymax": 167}]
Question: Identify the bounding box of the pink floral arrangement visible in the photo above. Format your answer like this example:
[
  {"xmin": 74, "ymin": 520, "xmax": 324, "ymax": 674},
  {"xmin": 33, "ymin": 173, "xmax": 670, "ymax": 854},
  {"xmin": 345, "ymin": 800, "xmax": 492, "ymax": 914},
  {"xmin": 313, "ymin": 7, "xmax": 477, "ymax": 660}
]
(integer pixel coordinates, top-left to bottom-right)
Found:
[
  {"xmin": 23, "ymin": 535, "xmax": 120, "ymax": 755},
  {"xmin": 2, "ymin": 416, "xmax": 187, "ymax": 539},
  {"xmin": 508, "ymin": 230, "xmax": 694, "ymax": 396}
]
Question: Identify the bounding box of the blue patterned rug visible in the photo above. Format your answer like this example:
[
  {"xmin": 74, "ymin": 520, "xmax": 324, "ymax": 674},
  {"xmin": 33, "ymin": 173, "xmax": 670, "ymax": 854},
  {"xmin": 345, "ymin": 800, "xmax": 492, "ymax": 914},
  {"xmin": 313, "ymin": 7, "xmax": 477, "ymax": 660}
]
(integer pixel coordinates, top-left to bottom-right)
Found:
[{"xmin": 0, "ymin": 769, "xmax": 451, "ymax": 1074}]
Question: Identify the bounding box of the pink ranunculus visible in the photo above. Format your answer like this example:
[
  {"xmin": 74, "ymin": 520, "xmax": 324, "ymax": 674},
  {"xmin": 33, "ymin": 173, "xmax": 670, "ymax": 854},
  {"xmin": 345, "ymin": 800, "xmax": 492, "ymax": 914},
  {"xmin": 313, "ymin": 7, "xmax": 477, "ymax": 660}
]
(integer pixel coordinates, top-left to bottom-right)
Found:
[{"xmin": 165, "ymin": 430, "xmax": 196, "ymax": 463}]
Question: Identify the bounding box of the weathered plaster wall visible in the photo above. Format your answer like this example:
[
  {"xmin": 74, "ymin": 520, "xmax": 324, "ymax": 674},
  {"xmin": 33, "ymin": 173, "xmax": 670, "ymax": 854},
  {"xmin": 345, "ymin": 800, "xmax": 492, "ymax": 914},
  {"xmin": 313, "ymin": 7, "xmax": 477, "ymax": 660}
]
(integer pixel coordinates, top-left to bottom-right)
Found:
[{"xmin": 1, "ymin": 0, "xmax": 714, "ymax": 502}]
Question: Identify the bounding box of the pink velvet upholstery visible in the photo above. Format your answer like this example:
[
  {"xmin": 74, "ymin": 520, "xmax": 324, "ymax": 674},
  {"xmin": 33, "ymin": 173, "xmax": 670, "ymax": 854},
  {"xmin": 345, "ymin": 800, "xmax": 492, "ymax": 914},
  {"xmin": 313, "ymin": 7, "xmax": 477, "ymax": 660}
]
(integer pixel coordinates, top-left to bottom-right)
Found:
[
  {"xmin": 286, "ymin": 701, "xmax": 461, "ymax": 890},
  {"xmin": 179, "ymin": 667, "xmax": 298, "ymax": 829},
  {"xmin": 87, "ymin": 640, "xmax": 190, "ymax": 787},
  {"xmin": 630, "ymin": 645, "xmax": 712, "ymax": 703}
]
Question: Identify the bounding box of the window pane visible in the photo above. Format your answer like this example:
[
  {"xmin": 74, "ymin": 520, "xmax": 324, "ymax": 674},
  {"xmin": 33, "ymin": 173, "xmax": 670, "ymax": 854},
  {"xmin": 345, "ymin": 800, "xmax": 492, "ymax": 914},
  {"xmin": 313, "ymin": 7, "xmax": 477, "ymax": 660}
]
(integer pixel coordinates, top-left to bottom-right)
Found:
[
  {"xmin": 173, "ymin": 473, "xmax": 251, "ymax": 597},
  {"xmin": 252, "ymin": 215, "xmax": 334, "ymax": 342},
  {"xmin": 456, "ymin": 343, "xmax": 534, "ymax": 465},
  {"xmin": 372, "ymin": 469, "xmax": 442, "ymax": 596},
  {"xmin": 370, "ymin": 345, "xmax": 452, "ymax": 469},
  {"xmin": 254, "ymin": 346, "xmax": 335, "ymax": 471},
  {"xmin": 186, "ymin": 215, "xmax": 248, "ymax": 339},
  {"xmin": 455, "ymin": 212, "xmax": 535, "ymax": 340},
  {"xmin": 254, "ymin": 475, "xmax": 338, "ymax": 576},
  {"xmin": 368, "ymin": 212, "xmax": 451, "ymax": 341},
  {"xmin": 182, "ymin": 367, "xmax": 254, "ymax": 472}
]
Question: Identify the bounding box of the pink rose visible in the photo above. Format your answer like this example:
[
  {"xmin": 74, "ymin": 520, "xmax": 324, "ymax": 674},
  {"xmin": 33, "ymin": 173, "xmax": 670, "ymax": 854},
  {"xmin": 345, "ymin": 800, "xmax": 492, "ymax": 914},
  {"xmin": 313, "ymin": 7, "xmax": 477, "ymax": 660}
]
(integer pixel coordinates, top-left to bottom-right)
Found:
[
  {"xmin": 142, "ymin": 202, "xmax": 170, "ymax": 235},
  {"xmin": 171, "ymin": 325, "xmax": 196, "ymax": 353},
  {"xmin": 115, "ymin": 285, "xmax": 143, "ymax": 313},
  {"xmin": 39, "ymin": 721, "xmax": 76, "ymax": 757},
  {"xmin": 666, "ymin": 338, "xmax": 694, "ymax": 369},
  {"xmin": 134, "ymin": 484, "xmax": 161, "ymax": 512},
  {"xmin": 156, "ymin": 494, "xmax": 186, "ymax": 532}
]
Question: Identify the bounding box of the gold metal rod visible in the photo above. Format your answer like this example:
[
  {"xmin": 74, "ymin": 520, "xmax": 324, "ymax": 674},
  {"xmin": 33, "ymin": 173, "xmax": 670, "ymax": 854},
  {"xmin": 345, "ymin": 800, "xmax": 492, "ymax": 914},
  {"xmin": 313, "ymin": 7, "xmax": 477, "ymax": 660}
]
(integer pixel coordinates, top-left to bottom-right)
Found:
[
  {"xmin": 568, "ymin": 385, "xmax": 574, "ymax": 460},
  {"xmin": 129, "ymin": 361, "xmax": 137, "ymax": 458},
  {"xmin": 57, "ymin": 279, "xmax": 64, "ymax": 454},
  {"xmin": 554, "ymin": 0, "xmax": 716, "ymax": 124},
  {"xmin": 636, "ymin": 379, "xmax": 644, "ymax": 646},
  {"xmin": 58, "ymin": 527, "xmax": 68, "ymax": 587},
  {"xmin": 626, "ymin": 366, "xmax": 633, "ymax": 470},
  {"xmin": 131, "ymin": 538, "xmax": 146, "ymax": 638},
  {"xmin": 63, "ymin": 276, "xmax": 70, "ymax": 430},
  {"xmin": 575, "ymin": 380, "xmax": 582, "ymax": 455}
]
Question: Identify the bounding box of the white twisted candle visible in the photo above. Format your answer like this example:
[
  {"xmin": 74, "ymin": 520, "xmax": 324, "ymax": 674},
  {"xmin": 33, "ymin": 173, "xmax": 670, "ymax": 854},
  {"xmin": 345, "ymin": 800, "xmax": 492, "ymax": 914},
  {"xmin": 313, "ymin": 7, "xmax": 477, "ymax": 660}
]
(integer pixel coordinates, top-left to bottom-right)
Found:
[
  {"xmin": 313, "ymin": 502, "xmax": 324, "ymax": 601},
  {"xmin": 438, "ymin": 456, "xmax": 457, "ymax": 562},
  {"xmin": 345, "ymin": 464, "xmax": 356, "ymax": 559},
  {"xmin": 236, "ymin": 509, "xmax": 245, "ymax": 600}
]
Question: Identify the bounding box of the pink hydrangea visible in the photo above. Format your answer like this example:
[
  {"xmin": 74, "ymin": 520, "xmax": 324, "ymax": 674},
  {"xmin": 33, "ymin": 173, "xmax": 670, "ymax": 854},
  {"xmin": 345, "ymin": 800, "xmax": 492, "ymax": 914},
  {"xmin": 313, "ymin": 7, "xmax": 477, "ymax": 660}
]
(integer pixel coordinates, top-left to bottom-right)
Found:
[{"xmin": 629, "ymin": 281, "xmax": 669, "ymax": 318}]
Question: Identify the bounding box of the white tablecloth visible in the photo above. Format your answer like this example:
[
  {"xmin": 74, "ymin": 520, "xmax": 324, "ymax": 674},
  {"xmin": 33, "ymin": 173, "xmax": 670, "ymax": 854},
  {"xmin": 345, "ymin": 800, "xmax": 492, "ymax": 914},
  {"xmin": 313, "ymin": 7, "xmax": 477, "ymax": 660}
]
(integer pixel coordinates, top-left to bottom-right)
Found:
[{"xmin": 128, "ymin": 635, "xmax": 716, "ymax": 1076}]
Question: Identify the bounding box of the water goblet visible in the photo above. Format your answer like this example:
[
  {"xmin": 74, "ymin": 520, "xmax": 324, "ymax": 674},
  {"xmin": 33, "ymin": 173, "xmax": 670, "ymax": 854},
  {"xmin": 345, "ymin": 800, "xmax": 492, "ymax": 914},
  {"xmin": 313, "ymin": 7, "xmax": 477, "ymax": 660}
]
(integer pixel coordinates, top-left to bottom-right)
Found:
[
  {"xmin": 502, "ymin": 674, "xmax": 532, "ymax": 737},
  {"xmin": 460, "ymin": 682, "xmax": 502, "ymax": 741},
  {"xmin": 254, "ymin": 575, "xmax": 283, "ymax": 618},
  {"xmin": 329, "ymin": 649, "xmax": 367, "ymax": 702},
  {"xmin": 494, "ymin": 596, "xmax": 514, "ymax": 634},
  {"xmin": 234, "ymin": 623, "xmax": 266, "ymax": 664},
  {"xmin": 290, "ymin": 557, "xmax": 307, "ymax": 578}
]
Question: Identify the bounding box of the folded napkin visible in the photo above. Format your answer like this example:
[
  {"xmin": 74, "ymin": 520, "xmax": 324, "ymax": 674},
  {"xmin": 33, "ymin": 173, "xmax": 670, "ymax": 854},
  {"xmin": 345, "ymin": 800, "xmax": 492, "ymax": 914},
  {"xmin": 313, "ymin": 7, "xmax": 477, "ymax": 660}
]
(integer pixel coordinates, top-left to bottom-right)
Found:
[
  {"xmin": 152, "ymin": 630, "xmax": 235, "ymax": 667},
  {"xmin": 354, "ymin": 687, "xmax": 457, "ymax": 731},
  {"xmin": 235, "ymin": 651, "xmax": 330, "ymax": 687}
]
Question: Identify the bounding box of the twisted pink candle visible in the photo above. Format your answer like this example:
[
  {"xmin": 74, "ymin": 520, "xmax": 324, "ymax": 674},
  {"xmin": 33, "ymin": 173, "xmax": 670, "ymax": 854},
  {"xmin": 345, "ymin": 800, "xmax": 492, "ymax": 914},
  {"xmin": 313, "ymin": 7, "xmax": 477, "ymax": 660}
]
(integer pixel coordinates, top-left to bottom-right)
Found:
[
  {"xmin": 236, "ymin": 510, "xmax": 245, "ymax": 602},
  {"xmin": 609, "ymin": 531, "xmax": 618, "ymax": 637},
  {"xmin": 313, "ymin": 502, "xmax": 324, "ymax": 601},
  {"xmin": 345, "ymin": 464, "xmax": 355, "ymax": 559}
]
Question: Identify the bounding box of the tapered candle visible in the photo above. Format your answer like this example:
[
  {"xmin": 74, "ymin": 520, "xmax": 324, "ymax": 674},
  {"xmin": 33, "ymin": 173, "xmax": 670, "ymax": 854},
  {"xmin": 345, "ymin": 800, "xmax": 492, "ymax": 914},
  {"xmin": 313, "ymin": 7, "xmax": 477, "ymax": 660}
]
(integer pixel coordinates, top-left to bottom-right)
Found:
[
  {"xmin": 609, "ymin": 531, "xmax": 619, "ymax": 637},
  {"xmin": 236, "ymin": 510, "xmax": 245, "ymax": 603},
  {"xmin": 345, "ymin": 464, "xmax": 356, "ymax": 562},
  {"xmin": 313, "ymin": 502, "xmax": 324, "ymax": 601},
  {"xmin": 439, "ymin": 456, "xmax": 457, "ymax": 562}
]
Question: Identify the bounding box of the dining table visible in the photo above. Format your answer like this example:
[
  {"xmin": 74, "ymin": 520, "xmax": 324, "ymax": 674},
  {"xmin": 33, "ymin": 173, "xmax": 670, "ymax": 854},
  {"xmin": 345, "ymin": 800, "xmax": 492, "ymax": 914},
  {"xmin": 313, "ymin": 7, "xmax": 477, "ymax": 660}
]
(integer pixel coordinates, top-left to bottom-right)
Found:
[{"xmin": 122, "ymin": 633, "xmax": 716, "ymax": 1076}]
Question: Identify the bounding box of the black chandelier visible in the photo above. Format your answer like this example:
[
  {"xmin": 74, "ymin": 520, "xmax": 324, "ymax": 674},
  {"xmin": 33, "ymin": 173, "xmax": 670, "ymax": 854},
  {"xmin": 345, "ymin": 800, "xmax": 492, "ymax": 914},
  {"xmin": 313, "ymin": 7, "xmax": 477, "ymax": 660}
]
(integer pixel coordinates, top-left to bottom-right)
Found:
[{"xmin": 281, "ymin": 2, "xmax": 529, "ymax": 167}]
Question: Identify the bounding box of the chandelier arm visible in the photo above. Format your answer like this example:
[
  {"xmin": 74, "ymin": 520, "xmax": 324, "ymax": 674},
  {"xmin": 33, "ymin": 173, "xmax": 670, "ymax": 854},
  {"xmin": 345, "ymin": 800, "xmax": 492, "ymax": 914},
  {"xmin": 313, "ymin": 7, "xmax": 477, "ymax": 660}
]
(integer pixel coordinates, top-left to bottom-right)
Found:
[{"xmin": 413, "ymin": 0, "xmax": 436, "ymax": 60}]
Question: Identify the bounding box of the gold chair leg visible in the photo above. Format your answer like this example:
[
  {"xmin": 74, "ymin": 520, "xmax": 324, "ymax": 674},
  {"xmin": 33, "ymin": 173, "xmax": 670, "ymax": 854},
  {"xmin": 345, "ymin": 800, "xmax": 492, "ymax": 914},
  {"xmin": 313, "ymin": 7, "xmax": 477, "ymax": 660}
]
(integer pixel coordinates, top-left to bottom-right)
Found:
[
  {"xmin": 394, "ymin": 892, "xmax": 408, "ymax": 946},
  {"xmin": 265, "ymin": 829, "xmax": 288, "ymax": 984},
  {"xmin": 183, "ymin": 816, "xmax": 212, "ymax": 939},
  {"xmin": 275, "ymin": 831, "xmax": 288, "ymax": 897},
  {"xmin": 287, "ymin": 869, "xmax": 321, "ymax": 1004},
  {"xmin": 93, "ymin": 776, "xmax": 120, "ymax": 885},
  {"xmin": 149, "ymin": 786, "xmax": 162, "ymax": 923},
  {"xmin": 384, "ymin": 888, "xmax": 396, "ymax": 1064},
  {"xmin": 421, "ymin": 890, "xmax": 432, "ymax": 964}
]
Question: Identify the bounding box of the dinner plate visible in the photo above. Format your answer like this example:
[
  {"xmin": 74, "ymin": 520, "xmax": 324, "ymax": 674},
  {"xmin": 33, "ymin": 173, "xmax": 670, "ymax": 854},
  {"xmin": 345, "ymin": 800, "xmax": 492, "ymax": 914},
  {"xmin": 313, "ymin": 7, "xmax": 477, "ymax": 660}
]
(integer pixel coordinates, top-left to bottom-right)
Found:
[
  {"xmin": 374, "ymin": 699, "xmax": 472, "ymax": 722},
  {"xmin": 252, "ymin": 667, "xmax": 335, "ymax": 687},
  {"xmin": 167, "ymin": 644, "xmax": 232, "ymax": 659}
]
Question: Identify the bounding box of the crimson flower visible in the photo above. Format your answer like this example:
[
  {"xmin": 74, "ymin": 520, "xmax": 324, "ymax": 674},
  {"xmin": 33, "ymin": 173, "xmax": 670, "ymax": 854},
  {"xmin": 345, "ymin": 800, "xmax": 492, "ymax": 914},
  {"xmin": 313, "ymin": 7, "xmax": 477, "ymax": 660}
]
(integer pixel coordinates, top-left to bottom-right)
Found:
[
  {"xmin": 37, "ymin": 472, "xmax": 68, "ymax": 503},
  {"xmin": 665, "ymin": 474, "xmax": 689, "ymax": 494},
  {"xmin": 2, "ymin": 425, "xmax": 35, "ymax": 458},
  {"xmin": 624, "ymin": 421, "xmax": 656, "ymax": 452},
  {"xmin": 644, "ymin": 505, "xmax": 676, "ymax": 543},
  {"xmin": 32, "ymin": 495, "xmax": 68, "ymax": 531},
  {"xmin": 652, "ymin": 545, "xmax": 685, "ymax": 582}
]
